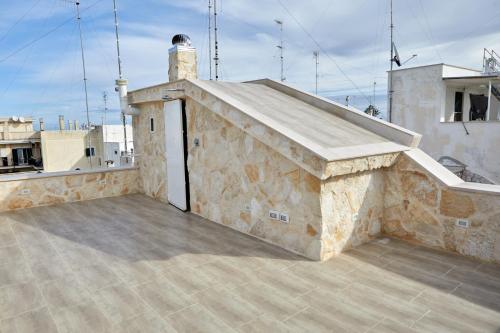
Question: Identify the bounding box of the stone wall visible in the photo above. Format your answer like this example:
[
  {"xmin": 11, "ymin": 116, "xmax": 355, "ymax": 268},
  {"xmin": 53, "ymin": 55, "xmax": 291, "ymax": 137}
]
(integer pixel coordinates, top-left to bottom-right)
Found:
[
  {"xmin": 384, "ymin": 154, "xmax": 500, "ymax": 263},
  {"xmin": 320, "ymin": 170, "xmax": 385, "ymax": 260},
  {"xmin": 0, "ymin": 168, "xmax": 140, "ymax": 212},
  {"xmin": 132, "ymin": 102, "xmax": 167, "ymax": 202},
  {"xmin": 186, "ymin": 98, "xmax": 323, "ymax": 259}
]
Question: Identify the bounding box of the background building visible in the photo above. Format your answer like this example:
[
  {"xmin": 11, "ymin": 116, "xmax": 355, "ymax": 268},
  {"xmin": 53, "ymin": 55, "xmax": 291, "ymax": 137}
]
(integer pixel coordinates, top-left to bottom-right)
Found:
[
  {"xmin": 101, "ymin": 124, "xmax": 134, "ymax": 167},
  {"xmin": 0, "ymin": 117, "xmax": 42, "ymax": 174},
  {"xmin": 390, "ymin": 58, "xmax": 500, "ymax": 184}
]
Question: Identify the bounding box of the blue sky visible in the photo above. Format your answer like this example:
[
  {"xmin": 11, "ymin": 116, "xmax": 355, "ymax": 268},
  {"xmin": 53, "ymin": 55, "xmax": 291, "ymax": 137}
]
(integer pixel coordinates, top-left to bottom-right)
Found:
[{"xmin": 1, "ymin": 0, "xmax": 499, "ymax": 129}]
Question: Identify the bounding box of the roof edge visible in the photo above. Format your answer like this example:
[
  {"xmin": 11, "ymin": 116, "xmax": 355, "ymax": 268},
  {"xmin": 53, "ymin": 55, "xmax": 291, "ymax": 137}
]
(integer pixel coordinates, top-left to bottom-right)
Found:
[{"xmin": 246, "ymin": 78, "xmax": 421, "ymax": 148}]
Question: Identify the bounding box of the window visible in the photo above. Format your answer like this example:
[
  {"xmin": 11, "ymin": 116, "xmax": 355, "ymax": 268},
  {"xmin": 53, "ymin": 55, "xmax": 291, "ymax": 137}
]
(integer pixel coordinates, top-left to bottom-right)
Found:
[
  {"xmin": 85, "ymin": 147, "xmax": 95, "ymax": 157},
  {"xmin": 454, "ymin": 91, "xmax": 463, "ymax": 121},
  {"xmin": 150, "ymin": 118, "xmax": 155, "ymax": 132}
]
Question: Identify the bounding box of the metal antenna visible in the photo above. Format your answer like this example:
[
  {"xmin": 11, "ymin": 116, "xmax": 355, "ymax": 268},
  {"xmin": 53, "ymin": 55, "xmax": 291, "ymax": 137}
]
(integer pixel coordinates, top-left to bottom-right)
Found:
[
  {"xmin": 388, "ymin": 0, "xmax": 394, "ymax": 123},
  {"xmin": 112, "ymin": 0, "xmax": 128, "ymax": 154},
  {"xmin": 313, "ymin": 51, "xmax": 319, "ymax": 94},
  {"xmin": 208, "ymin": 0, "xmax": 213, "ymax": 80},
  {"xmin": 76, "ymin": 1, "xmax": 92, "ymax": 168},
  {"xmin": 213, "ymin": 0, "xmax": 219, "ymax": 80},
  {"xmin": 372, "ymin": 81, "xmax": 376, "ymax": 107},
  {"xmin": 275, "ymin": 19, "xmax": 284, "ymax": 82},
  {"xmin": 102, "ymin": 91, "xmax": 108, "ymax": 127}
]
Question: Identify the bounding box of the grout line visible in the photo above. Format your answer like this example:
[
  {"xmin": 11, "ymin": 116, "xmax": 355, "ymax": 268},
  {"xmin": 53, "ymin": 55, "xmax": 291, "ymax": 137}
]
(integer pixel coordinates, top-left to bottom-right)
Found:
[
  {"xmin": 410, "ymin": 309, "xmax": 431, "ymax": 328},
  {"xmin": 7, "ymin": 213, "xmax": 61, "ymax": 332}
]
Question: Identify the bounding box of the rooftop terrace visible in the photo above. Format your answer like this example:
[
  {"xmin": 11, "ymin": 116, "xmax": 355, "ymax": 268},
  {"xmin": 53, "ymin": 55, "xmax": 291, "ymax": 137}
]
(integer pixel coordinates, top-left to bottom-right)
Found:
[{"xmin": 1, "ymin": 194, "xmax": 499, "ymax": 332}]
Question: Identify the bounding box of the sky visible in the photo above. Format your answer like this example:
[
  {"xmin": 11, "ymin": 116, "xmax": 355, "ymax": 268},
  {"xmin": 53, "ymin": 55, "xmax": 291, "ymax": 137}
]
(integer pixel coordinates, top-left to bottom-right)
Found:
[{"xmin": 0, "ymin": 0, "xmax": 499, "ymax": 129}]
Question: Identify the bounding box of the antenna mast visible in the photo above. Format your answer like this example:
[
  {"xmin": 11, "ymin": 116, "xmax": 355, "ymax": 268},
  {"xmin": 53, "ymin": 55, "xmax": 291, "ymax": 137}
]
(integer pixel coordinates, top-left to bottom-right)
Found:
[
  {"xmin": 275, "ymin": 19, "xmax": 284, "ymax": 82},
  {"xmin": 76, "ymin": 1, "xmax": 92, "ymax": 168},
  {"xmin": 388, "ymin": 0, "xmax": 394, "ymax": 122},
  {"xmin": 112, "ymin": 0, "xmax": 128, "ymax": 155},
  {"xmin": 213, "ymin": 0, "xmax": 219, "ymax": 80},
  {"xmin": 208, "ymin": 0, "xmax": 213, "ymax": 80},
  {"xmin": 313, "ymin": 51, "xmax": 319, "ymax": 94},
  {"xmin": 102, "ymin": 91, "xmax": 108, "ymax": 127}
]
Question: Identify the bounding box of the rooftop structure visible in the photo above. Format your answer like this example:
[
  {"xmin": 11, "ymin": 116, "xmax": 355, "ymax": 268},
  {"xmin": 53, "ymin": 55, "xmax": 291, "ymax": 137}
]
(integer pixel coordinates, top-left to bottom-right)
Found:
[
  {"xmin": 390, "ymin": 60, "xmax": 500, "ymax": 184},
  {"xmin": 0, "ymin": 36, "xmax": 498, "ymax": 332},
  {"xmin": 0, "ymin": 117, "xmax": 41, "ymax": 173}
]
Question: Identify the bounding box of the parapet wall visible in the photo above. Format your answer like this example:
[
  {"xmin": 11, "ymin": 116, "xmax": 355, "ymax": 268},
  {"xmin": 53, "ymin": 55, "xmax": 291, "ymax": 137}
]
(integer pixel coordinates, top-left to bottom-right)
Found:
[
  {"xmin": 0, "ymin": 167, "xmax": 140, "ymax": 212},
  {"xmin": 384, "ymin": 150, "xmax": 500, "ymax": 263}
]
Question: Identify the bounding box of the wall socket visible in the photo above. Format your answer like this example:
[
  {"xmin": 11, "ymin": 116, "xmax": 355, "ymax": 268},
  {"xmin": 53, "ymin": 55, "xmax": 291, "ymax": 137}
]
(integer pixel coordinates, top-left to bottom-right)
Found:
[
  {"xmin": 279, "ymin": 213, "xmax": 289, "ymax": 223},
  {"xmin": 456, "ymin": 219, "xmax": 470, "ymax": 228},
  {"xmin": 98, "ymin": 179, "xmax": 106, "ymax": 185},
  {"xmin": 20, "ymin": 189, "xmax": 31, "ymax": 195},
  {"xmin": 269, "ymin": 210, "xmax": 279, "ymax": 220}
]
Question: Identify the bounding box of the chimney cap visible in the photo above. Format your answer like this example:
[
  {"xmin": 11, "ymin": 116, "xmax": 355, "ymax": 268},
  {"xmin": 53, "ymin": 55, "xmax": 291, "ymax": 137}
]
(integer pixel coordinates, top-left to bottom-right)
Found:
[{"xmin": 172, "ymin": 34, "xmax": 191, "ymax": 47}]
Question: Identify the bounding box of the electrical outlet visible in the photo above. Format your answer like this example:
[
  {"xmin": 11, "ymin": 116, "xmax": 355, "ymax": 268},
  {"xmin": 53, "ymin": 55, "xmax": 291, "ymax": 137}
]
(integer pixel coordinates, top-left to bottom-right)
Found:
[
  {"xmin": 279, "ymin": 212, "xmax": 289, "ymax": 223},
  {"xmin": 456, "ymin": 219, "xmax": 470, "ymax": 228},
  {"xmin": 244, "ymin": 204, "xmax": 251, "ymax": 213},
  {"xmin": 20, "ymin": 189, "xmax": 30, "ymax": 195},
  {"xmin": 98, "ymin": 179, "xmax": 106, "ymax": 185},
  {"xmin": 269, "ymin": 210, "xmax": 279, "ymax": 220},
  {"xmin": 352, "ymin": 213, "xmax": 359, "ymax": 222}
]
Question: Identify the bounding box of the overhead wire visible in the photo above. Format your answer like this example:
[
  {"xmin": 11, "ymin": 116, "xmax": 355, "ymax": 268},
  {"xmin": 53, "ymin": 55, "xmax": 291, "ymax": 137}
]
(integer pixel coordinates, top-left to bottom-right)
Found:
[
  {"xmin": 0, "ymin": 0, "xmax": 104, "ymax": 64},
  {"xmin": 276, "ymin": 0, "xmax": 370, "ymax": 103},
  {"xmin": 0, "ymin": 0, "xmax": 43, "ymax": 43}
]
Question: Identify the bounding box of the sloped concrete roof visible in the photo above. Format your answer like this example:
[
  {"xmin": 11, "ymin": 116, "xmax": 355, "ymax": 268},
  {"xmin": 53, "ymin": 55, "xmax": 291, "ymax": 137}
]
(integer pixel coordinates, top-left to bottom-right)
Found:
[{"xmin": 129, "ymin": 78, "xmax": 421, "ymax": 177}]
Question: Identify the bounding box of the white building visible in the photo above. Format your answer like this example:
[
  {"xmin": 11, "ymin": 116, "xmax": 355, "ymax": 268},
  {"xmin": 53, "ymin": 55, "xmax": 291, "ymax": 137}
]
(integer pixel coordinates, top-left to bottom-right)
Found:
[
  {"xmin": 100, "ymin": 124, "xmax": 134, "ymax": 167},
  {"xmin": 390, "ymin": 50, "xmax": 500, "ymax": 184}
]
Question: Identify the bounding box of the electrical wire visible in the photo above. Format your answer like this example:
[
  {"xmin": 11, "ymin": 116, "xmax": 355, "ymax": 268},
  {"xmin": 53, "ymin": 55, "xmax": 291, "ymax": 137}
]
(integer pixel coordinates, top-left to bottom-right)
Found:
[
  {"xmin": 0, "ymin": 0, "xmax": 43, "ymax": 43},
  {"xmin": 0, "ymin": 0, "xmax": 104, "ymax": 64},
  {"xmin": 276, "ymin": 0, "xmax": 370, "ymax": 103}
]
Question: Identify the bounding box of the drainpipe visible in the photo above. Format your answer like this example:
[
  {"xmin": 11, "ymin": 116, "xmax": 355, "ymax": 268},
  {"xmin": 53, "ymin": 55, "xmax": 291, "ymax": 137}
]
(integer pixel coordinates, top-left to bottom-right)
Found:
[{"xmin": 116, "ymin": 79, "xmax": 139, "ymax": 116}]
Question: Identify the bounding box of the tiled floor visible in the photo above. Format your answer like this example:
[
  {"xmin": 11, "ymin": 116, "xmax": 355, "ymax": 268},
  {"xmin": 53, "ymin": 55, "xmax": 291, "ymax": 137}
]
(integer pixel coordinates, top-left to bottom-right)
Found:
[{"xmin": 0, "ymin": 194, "xmax": 499, "ymax": 333}]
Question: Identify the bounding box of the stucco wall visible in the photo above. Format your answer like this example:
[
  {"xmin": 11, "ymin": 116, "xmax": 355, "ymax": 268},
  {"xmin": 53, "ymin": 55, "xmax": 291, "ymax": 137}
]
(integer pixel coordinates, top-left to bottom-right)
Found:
[
  {"xmin": 132, "ymin": 102, "xmax": 167, "ymax": 202},
  {"xmin": 41, "ymin": 130, "xmax": 104, "ymax": 172},
  {"xmin": 0, "ymin": 168, "xmax": 140, "ymax": 212},
  {"xmin": 392, "ymin": 65, "xmax": 500, "ymax": 183},
  {"xmin": 383, "ymin": 154, "xmax": 500, "ymax": 263},
  {"xmin": 186, "ymin": 98, "xmax": 323, "ymax": 259}
]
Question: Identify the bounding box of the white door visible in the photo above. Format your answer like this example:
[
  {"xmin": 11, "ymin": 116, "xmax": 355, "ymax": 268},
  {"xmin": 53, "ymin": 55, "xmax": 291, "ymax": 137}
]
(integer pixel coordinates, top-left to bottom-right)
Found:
[{"xmin": 164, "ymin": 99, "xmax": 188, "ymax": 211}]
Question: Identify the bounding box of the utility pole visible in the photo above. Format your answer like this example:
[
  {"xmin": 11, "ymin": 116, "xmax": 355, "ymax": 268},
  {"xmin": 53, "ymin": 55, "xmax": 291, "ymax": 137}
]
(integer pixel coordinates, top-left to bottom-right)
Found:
[
  {"xmin": 113, "ymin": 0, "xmax": 128, "ymax": 155},
  {"xmin": 213, "ymin": 0, "xmax": 219, "ymax": 80},
  {"xmin": 208, "ymin": 0, "xmax": 213, "ymax": 80},
  {"xmin": 313, "ymin": 51, "xmax": 319, "ymax": 94},
  {"xmin": 275, "ymin": 19, "xmax": 284, "ymax": 82},
  {"xmin": 388, "ymin": 0, "xmax": 394, "ymax": 123},
  {"xmin": 76, "ymin": 1, "xmax": 92, "ymax": 168}
]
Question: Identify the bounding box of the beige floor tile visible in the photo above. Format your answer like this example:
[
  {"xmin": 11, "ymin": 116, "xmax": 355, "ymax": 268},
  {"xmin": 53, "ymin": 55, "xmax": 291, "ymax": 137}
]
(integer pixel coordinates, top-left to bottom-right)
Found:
[
  {"xmin": 0, "ymin": 282, "xmax": 43, "ymax": 321},
  {"xmin": 230, "ymin": 282, "xmax": 308, "ymax": 321},
  {"xmin": 112, "ymin": 311, "xmax": 178, "ymax": 333},
  {"xmin": 0, "ymin": 307, "xmax": 57, "ymax": 333},
  {"xmin": 74, "ymin": 264, "xmax": 120, "ymax": 293},
  {"xmin": 52, "ymin": 301, "xmax": 112, "ymax": 333},
  {"xmin": 237, "ymin": 314, "xmax": 291, "ymax": 333},
  {"xmin": 93, "ymin": 283, "xmax": 149, "ymax": 325},
  {"xmin": 165, "ymin": 304, "xmax": 236, "ymax": 333},
  {"xmin": 40, "ymin": 277, "xmax": 92, "ymax": 311},
  {"xmin": 192, "ymin": 285, "xmax": 262, "ymax": 327},
  {"xmin": 133, "ymin": 278, "xmax": 194, "ymax": 316},
  {"xmin": 0, "ymin": 261, "xmax": 33, "ymax": 287},
  {"xmin": 284, "ymin": 307, "xmax": 352, "ymax": 332}
]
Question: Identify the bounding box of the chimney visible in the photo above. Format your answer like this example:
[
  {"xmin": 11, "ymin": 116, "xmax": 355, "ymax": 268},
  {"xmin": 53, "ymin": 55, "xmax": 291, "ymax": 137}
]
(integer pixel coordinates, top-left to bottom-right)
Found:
[
  {"xmin": 168, "ymin": 34, "xmax": 197, "ymax": 82},
  {"xmin": 68, "ymin": 120, "xmax": 74, "ymax": 131},
  {"xmin": 39, "ymin": 118, "xmax": 45, "ymax": 131},
  {"xmin": 74, "ymin": 120, "xmax": 79, "ymax": 130},
  {"xmin": 58, "ymin": 115, "xmax": 65, "ymax": 131}
]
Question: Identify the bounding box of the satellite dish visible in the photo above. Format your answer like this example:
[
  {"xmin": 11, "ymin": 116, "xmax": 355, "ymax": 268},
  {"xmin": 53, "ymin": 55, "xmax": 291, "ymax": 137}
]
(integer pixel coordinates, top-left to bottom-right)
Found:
[
  {"xmin": 19, "ymin": 117, "xmax": 25, "ymax": 123},
  {"xmin": 11, "ymin": 116, "xmax": 18, "ymax": 122},
  {"xmin": 392, "ymin": 42, "xmax": 401, "ymax": 67}
]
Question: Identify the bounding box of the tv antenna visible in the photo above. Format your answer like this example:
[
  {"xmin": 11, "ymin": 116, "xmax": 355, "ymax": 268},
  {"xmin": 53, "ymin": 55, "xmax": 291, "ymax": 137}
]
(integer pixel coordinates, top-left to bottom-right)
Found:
[
  {"xmin": 208, "ymin": 0, "xmax": 213, "ymax": 80},
  {"xmin": 75, "ymin": 1, "xmax": 92, "ymax": 167},
  {"xmin": 313, "ymin": 51, "xmax": 319, "ymax": 94},
  {"xmin": 275, "ymin": 19, "xmax": 285, "ymax": 82},
  {"xmin": 112, "ymin": 0, "xmax": 128, "ymax": 155},
  {"xmin": 213, "ymin": 0, "xmax": 219, "ymax": 80}
]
